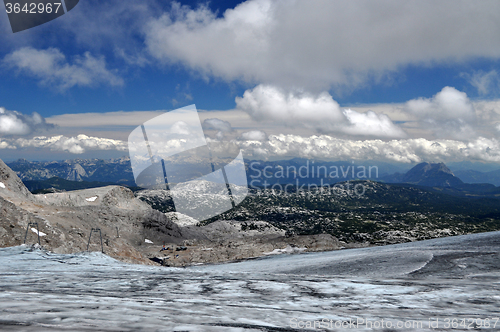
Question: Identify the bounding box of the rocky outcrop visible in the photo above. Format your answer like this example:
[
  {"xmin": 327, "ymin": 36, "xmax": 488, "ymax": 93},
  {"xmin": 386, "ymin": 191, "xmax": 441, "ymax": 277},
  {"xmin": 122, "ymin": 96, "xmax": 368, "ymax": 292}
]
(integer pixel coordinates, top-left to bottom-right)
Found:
[
  {"xmin": 0, "ymin": 196, "xmax": 45, "ymax": 247},
  {"xmin": 201, "ymin": 220, "xmax": 286, "ymax": 241},
  {"xmin": 39, "ymin": 185, "xmax": 150, "ymax": 211},
  {"xmin": 66, "ymin": 163, "xmax": 87, "ymax": 181},
  {"xmin": 0, "ymin": 158, "xmax": 345, "ymax": 267},
  {"xmin": 0, "ymin": 158, "xmax": 35, "ymax": 202},
  {"xmin": 0, "ymin": 158, "xmax": 207, "ymax": 265},
  {"xmin": 142, "ymin": 221, "xmax": 346, "ymax": 267}
]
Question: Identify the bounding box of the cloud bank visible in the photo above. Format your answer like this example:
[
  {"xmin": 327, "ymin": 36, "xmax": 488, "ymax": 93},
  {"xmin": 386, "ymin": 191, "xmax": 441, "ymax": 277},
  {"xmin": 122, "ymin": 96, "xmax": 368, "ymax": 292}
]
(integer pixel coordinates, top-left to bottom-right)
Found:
[
  {"xmin": 0, "ymin": 135, "xmax": 127, "ymax": 154},
  {"xmin": 145, "ymin": 0, "xmax": 500, "ymax": 90},
  {"xmin": 4, "ymin": 47, "xmax": 123, "ymax": 91},
  {"xmin": 2, "ymin": 132, "xmax": 500, "ymax": 164},
  {"xmin": 234, "ymin": 84, "xmax": 500, "ymax": 141},
  {"xmin": 236, "ymin": 85, "xmax": 406, "ymax": 138},
  {"xmin": 0, "ymin": 107, "xmax": 55, "ymax": 136},
  {"xmin": 239, "ymin": 135, "xmax": 500, "ymax": 164}
]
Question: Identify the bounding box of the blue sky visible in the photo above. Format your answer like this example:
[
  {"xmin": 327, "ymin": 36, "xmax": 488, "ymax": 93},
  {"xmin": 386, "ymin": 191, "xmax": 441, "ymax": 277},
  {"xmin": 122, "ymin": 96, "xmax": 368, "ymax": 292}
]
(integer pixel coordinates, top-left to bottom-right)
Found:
[
  {"xmin": 0, "ymin": 1, "xmax": 243, "ymax": 115},
  {"xmin": 1, "ymin": 0, "xmax": 500, "ymax": 164}
]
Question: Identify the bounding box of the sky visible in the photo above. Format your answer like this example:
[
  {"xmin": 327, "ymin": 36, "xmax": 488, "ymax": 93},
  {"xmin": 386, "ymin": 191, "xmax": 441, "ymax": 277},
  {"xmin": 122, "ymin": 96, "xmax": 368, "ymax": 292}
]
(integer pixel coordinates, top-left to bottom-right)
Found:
[{"xmin": 1, "ymin": 0, "xmax": 500, "ymax": 165}]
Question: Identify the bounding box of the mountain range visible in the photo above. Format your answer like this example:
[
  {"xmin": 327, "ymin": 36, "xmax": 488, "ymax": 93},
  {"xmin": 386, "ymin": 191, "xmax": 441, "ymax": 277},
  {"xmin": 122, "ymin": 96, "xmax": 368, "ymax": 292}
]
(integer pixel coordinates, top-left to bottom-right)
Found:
[
  {"xmin": 7, "ymin": 157, "xmax": 135, "ymax": 186},
  {"xmin": 453, "ymin": 168, "xmax": 500, "ymax": 186},
  {"xmin": 2, "ymin": 156, "xmax": 500, "ymax": 254},
  {"xmin": 6, "ymin": 157, "xmax": 500, "ymax": 196}
]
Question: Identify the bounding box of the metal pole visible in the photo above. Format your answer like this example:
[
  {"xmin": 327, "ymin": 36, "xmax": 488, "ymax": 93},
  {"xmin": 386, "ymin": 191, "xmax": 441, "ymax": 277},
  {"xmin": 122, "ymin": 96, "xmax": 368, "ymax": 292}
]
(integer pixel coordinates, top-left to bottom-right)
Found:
[
  {"xmin": 86, "ymin": 229, "xmax": 93, "ymax": 251},
  {"xmin": 23, "ymin": 224, "xmax": 29, "ymax": 244},
  {"xmin": 99, "ymin": 229, "xmax": 104, "ymax": 253},
  {"xmin": 87, "ymin": 228, "xmax": 104, "ymax": 253},
  {"xmin": 24, "ymin": 222, "xmax": 40, "ymax": 245}
]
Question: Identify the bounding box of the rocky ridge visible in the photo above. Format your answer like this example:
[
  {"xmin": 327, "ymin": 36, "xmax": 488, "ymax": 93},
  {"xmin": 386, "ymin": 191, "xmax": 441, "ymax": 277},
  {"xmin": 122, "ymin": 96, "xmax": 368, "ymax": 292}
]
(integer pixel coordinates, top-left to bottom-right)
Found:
[{"xmin": 0, "ymin": 159, "xmax": 344, "ymax": 266}]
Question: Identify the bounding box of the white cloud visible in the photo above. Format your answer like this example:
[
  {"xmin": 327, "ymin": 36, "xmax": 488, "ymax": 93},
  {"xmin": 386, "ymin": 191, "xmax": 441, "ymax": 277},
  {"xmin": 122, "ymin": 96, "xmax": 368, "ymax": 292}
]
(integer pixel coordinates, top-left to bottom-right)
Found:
[
  {"xmin": 58, "ymin": 0, "xmax": 157, "ymax": 54},
  {"xmin": 2, "ymin": 130, "xmax": 500, "ymax": 164},
  {"xmin": 47, "ymin": 111, "xmax": 167, "ymax": 128},
  {"xmin": 0, "ymin": 107, "xmax": 55, "ymax": 136},
  {"xmin": 236, "ymin": 85, "xmax": 405, "ymax": 138},
  {"xmin": 236, "ymin": 85, "xmax": 344, "ymax": 125},
  {"xmin": 202, "ymin": 118, "xmax": 235, "ymax": 140},
  {"xmin": 0, "ymin": 135, "xmax": 127, "ymax": 154},
  {"xmin": 4, "ymin": 47, "xmax": 124, "ymax": 91},
  {"xmin": 239, "ymin": 130, "xmax": 267, "ymax": 141},
  {"xmin": 404, "ymin": 86, "xmax": 477, "ymax": 139},
  {"xmin": 405, "ymin": 86, "xmax": 475, "ymax": 121},
  {"xmin": 170, "ymin": 121, "xmax": 191, "ymax": 135},
  {"xmin": 342, "ymin": 109, "xmax": 406, "ymax": 138},
  {"xmin": 238, "ymin": 134, "xmax": 500, "ymax": 164},
  {"xmin": 145, "ymin": 0, "xmax": 500, "ymax": 90}
]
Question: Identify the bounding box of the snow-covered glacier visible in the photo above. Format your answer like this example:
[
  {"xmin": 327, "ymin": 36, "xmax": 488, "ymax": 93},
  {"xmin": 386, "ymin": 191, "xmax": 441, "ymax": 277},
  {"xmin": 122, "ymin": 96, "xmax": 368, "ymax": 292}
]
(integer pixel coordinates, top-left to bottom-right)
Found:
[{"xmin": 1, "ymin": 231, "xmax": 499, "ymax": 331}]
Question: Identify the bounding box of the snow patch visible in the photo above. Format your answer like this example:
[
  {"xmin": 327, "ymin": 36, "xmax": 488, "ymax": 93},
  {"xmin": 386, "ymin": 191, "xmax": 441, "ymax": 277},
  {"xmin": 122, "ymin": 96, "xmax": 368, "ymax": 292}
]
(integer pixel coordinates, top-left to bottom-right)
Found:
[
  {"xmin": 31, "ymin": 228, "xmax": 46, "ymax": 237},
  {"xmin": 86, "ymin": 196, "xmax": 98, "ymax": 202},
  {"xmin": 263, "ymin": 245, "xmax": 306, "ymax": 256},
  {"xmin": 0, "ymin": 182, "xmax": 5, "ymax": 189},
  {"xmin": 145, "ymin": 239, "xmax": 153, "ymax": 244}
]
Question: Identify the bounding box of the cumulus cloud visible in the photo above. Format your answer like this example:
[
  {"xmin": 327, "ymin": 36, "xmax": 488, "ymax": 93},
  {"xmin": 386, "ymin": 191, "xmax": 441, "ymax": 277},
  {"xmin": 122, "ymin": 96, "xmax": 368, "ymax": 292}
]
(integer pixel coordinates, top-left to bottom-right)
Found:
[
  {"xmin": 239, "ymin": 130, "xmax": 267, "ymax": 141},
  {"xmin": 236, "ymin": 85, "xmax": 406, "ymax": 138},
  {"xmin": 0, "ymin": 135, "xmax": 127, "ymax": 154},
  {"xmin": 202, "ymin": 118, "xmax": 235, "ymax": 140},
  {"xmin": 4, "ymin": 47, "xmax": 124, "ymax": 91},
  {"xmin": 236, "ymin": 85, "xmax": 344, "ymax": 125},
  {"xmin": 0, "ymin": 107, "xmax": 55, "ymax": 136},
  {"xmin": 404, "ymin": 86, "xmax": 477, "ymax": 139},
  {"xmin": 145, "ymin": 0, "xmax": 500, "ymax": 90},
  {"xmin": 406, "ymin": 86, "xmax": 475, "ymax": 121},
  {"xmin": 238, "ymin": 134, "xmax": 500, "ymax": 164},
  {"xmin": 202, "ymin": 118, "xmax": 233, "ymax": 133}
]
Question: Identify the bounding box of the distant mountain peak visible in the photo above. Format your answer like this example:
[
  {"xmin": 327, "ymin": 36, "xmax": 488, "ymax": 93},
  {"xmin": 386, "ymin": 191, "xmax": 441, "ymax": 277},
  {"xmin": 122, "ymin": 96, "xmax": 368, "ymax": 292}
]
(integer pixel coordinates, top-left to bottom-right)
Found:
[
  {"xmin": 403, "ymin": 162, "xmax": 462, "ymax": 187},
  {"xmin": 410, "ymin": 162, "xmax": 453, "ymax": 173}
]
